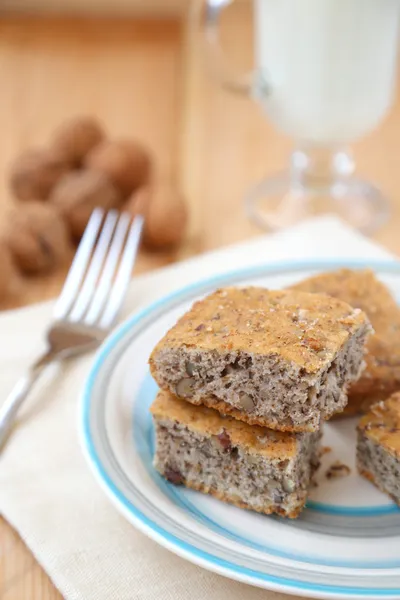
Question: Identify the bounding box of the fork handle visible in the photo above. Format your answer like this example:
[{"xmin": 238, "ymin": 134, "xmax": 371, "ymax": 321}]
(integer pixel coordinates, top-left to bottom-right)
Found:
[{"xmin": 0, "ymin": 351, "xmax": 53, "ymax": 452}]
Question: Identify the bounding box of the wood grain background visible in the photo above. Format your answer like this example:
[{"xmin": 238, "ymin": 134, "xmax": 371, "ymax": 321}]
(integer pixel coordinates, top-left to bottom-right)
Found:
[{"xmin": 1, "ymin": 4, "xmax": 400, "ymax": 598}]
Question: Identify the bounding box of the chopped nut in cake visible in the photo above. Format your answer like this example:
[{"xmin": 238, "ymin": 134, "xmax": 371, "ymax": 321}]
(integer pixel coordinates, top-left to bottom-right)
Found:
[
  {"xmin": 151, "ymin": 391, "xmax": 321, "ymax": 518},
  {"xmin": 149, "ymin": 287, "xmax": 372, "ymax": 432}
]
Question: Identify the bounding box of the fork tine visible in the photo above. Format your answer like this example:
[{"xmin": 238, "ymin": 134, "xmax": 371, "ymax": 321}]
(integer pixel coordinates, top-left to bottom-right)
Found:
[
  {"xmin": 99, "ymin": 214, "xmax": 144, "ymax": 330},
  {"xmin": 84, "ymin": 212, "xmax": 131, "ymax": 326},
  {"xmin": 53, "ymin": 208, "xmax": 104, "ymax": 320},
  {"xmin": 69, "ymin": 210, "xmax": 119, "ymax": 323}
]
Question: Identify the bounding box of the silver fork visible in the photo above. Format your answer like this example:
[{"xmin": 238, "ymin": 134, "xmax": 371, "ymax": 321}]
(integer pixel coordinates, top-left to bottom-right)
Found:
[{"xmin": 0, "ymin": 208, "xmax": 143, "ymax": 452}]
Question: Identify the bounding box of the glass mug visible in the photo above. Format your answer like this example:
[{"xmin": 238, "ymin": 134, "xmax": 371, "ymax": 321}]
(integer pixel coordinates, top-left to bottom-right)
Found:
[{"xmin": 203, "ymin": 0, "xmax": 400, "ymax": 233}]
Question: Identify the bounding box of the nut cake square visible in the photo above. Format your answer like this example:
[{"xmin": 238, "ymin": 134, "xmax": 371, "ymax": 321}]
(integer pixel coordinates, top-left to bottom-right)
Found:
[
  {"xmin": 151, "ymin": 391, "xmax": 321, "ymax": 518},
  {"xmin": 291, "ymin": 268, "xmax": 400, "ymax": 416},
  {"xmin": 150, "ymin": 287, "xmax": 371, "ymax": 432},
  {"xmin": 357, "ymin": 392, "xmax": 400, "ymax": 506}
]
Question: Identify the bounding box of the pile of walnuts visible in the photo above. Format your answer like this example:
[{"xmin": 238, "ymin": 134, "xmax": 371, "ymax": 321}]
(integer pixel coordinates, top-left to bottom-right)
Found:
[{"xmin": 0, "ymin": 116, "xmax": 188, "ymax": 301}]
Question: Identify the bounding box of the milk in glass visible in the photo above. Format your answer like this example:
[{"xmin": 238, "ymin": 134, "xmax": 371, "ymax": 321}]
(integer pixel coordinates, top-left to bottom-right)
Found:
[{"xmin": 254, "ymin": 0, "xmax": 400, "ymax": 143}]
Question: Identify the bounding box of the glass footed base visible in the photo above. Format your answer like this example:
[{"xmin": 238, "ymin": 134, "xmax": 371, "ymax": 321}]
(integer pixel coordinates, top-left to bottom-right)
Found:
[{"xmin": 245, "ymin": 173, "xmax": 389, "ymax": 236}]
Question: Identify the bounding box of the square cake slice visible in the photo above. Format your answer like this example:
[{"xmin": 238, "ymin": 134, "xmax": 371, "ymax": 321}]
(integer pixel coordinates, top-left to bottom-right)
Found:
[
  {"xmin": 357, "ymin": 392, "xmax": 400, "ymax": 505},
  {"xmin": 150, "ymin": 287, "xmax": 371, "ymax": 432},
  {"xmin": 291, "ymin": 268, "xmax": 400, "ymax": 416},
  {"xmin": 151, "ymin": 391, "xmax": 321, "ymax": 518}
]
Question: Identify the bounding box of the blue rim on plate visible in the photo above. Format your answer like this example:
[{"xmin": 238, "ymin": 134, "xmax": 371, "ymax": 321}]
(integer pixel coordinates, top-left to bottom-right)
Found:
[
  {"xmin": 81, "ymin": 258, "xmax": 400, "ymax": 599},
  {"xmin": 131, "ymin": 373, "xmax": 400, "ymax": 568}
]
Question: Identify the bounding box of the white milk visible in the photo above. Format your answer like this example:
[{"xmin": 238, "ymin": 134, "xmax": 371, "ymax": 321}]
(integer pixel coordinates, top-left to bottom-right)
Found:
[{"xmin": 254, "ymin": 0, "xmax": 400, "ymax": 144}]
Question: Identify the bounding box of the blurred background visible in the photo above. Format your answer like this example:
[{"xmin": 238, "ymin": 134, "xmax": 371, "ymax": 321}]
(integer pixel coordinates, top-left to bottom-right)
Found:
[
  {"xmin": 2, "ymin": 1, "xmax": 400, "ymax": 597},
  {"xmin": 0, "ymin": 1, "xmax": 398, "ymax": 312}
]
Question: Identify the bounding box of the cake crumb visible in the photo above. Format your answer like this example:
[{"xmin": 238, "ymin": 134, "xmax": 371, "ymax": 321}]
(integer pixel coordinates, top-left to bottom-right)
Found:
[
  {"xmin": 321, "ymin": 446, "xmax": 332, "ymax": 455},
  {"xmin": 326, "ymin": 461, "xmax": 351, "ymax": 479}
]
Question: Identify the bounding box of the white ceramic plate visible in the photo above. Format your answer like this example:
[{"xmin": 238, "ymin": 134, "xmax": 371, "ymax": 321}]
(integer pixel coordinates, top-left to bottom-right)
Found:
[{"xmin": 81, "ymin": 259, "xmax": 400, "ymax": 600}]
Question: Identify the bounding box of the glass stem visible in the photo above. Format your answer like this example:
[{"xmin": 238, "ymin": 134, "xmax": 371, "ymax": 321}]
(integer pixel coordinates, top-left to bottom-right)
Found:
[{"xmin": 290, "ymin": 144, "xmax": 355, "ymax": 192}]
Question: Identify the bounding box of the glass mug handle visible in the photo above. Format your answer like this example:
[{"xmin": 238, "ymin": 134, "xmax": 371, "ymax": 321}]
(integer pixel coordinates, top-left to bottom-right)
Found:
[{"xmin": 203, "ymin": 0, "xmax": 270, "ymax": 97}]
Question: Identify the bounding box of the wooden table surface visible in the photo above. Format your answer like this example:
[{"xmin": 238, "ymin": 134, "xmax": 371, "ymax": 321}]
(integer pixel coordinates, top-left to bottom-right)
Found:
[{"xmin": 2, "ymin": 5, "xmax": 400, "ymax": 598}]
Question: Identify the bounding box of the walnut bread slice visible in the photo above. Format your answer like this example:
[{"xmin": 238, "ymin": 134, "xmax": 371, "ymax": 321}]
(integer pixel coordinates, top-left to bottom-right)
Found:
[
  {"xmin": 357, "ymin": 392, "xmax": 400, "ymax": 505},
  {"xmin": 149, "ymin": 287, "xmax": 372, "ymax": 432},
  {"xmin": 151, "ymin": 391, "xmax": 321, "ymax": 518},
  {"xmin": 291, "ymin": 268, "xmax": 400, "ymax": 417}
]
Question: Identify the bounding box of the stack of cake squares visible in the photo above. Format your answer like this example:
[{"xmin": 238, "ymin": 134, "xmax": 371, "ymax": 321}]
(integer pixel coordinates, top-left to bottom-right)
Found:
[{"xmin": 149, "ymin": 286, "xmax": 372, "ymax": 518}]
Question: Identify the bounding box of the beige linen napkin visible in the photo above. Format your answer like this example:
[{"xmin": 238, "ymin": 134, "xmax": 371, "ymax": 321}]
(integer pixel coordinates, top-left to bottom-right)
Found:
[{"xmin": 0, "ymin": 216, "xmax": 393, "ymax": 600}]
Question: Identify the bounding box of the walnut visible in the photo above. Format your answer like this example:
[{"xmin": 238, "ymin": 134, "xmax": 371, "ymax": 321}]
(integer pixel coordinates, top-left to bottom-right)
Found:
[
  {"xmin": 50, "ymin": 170, "xmax": 122, "ymax": 239},
  {"xmin": 125, "ymin": 183, "xmax": 188, "ymax": 251},
  {"xmin": 325, "ymin": 461, "xmax": 351, "ymax": 479},
  {"xmin": 0, "ymin": 242, "xmax": 17, "ymax": 301},
  {"xmin": 164, "ymin": 466, "xmax": 184, "ymax": 485},
  {"xmin": 51, "ymin": 116, "xmax": 105, "ymax": 166},
  {"xmin": 9, "ymin": 148, "xmax": 70, "ymax": 202},
  {"xmin": 216, "ymin": 430, "xmax": 232, "ymax": 451},
  {"xmin": 4, "ymin": 202, "xmax": 72, "ymax": 274},
  {"xmin": 85, "ymin": 139, "xmax": 152, "ymax": 197},
  {"xmin": 176, "ymin": 377, "xmax": 195, "ymax": 398}
]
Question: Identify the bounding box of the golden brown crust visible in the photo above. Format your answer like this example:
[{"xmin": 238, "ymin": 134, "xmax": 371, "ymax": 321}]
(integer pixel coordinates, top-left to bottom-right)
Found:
[
  {"xmin": 358, "ymin": 392, "xmax": 400, "ymax": 458},
  {"xmin": 178, "ymin": 393, "xmax": 315, "ymax": 432},
  {"xmin": 173, "ymin": 477, "xmax": 305, "ymax": 518},
  {"xmin": 150, "ymin": 286, "xmax": 369, "ymax": 376},
  {"xmin": 358, "ymin": 468, "xmax": 376, "ymax": 486},
  {"xmin": 151, "ymin": 390, "xmax": 300, "ymax": 458},
  {"xmin": 291, "ymin": 268, "xmax": 396, "ymax": 312},
  {"xmin": 358, "ymin": 467, "xmax": 400, "ymax": 507},
  {"xmin": 291, "ymin": 269, "xmax": 400, "ymax": 415},
  {"xmin": 333, "ymin": 390, "xmax": 395, "ymax": 418}
]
